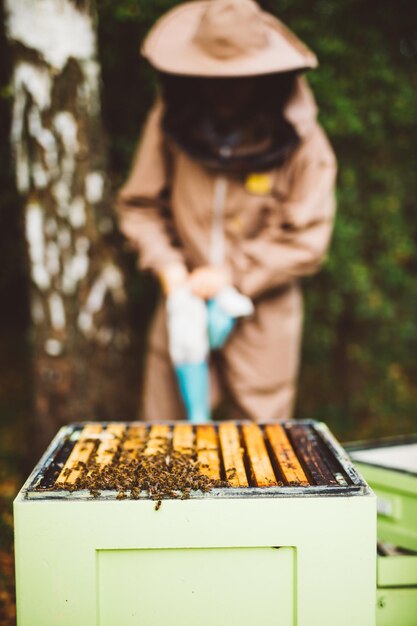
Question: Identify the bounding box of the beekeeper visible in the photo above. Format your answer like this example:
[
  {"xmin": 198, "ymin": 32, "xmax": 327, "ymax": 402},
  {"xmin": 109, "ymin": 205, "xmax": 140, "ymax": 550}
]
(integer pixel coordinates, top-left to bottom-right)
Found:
[{"xmin": 117, "ymin": 0, "xmax": 337, "ymax": 422}]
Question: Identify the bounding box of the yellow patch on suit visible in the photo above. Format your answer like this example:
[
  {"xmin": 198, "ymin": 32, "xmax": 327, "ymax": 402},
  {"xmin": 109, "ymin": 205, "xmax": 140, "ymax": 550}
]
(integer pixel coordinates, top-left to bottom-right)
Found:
[{"xmin": 245, "ymin": 173, "xmax": 274, "ymax": 195}]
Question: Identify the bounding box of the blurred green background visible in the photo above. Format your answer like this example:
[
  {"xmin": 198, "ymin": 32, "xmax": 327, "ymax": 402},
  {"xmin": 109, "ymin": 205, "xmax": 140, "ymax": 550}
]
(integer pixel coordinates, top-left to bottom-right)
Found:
[{"xmin": 0, "ymin": 1, "xmax": 416, "ymax": 621}]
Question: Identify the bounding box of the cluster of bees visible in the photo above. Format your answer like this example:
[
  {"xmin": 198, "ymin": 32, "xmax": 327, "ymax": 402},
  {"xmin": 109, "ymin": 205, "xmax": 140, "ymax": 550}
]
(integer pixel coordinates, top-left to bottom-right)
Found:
[{"xmin": 62, "ymin": 442, "xmax": 227, "ymax": 510}]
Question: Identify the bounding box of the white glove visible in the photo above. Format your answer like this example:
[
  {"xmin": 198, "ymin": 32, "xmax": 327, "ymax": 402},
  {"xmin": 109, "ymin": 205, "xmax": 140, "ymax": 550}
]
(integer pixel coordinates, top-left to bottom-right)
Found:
[
  {"xmin": 166, "ymin": 286, "xmax": 209, "ymax": 365},
  {"xmin": 215, "ymin": 285, "xmax": 254, "ymax": 318}
]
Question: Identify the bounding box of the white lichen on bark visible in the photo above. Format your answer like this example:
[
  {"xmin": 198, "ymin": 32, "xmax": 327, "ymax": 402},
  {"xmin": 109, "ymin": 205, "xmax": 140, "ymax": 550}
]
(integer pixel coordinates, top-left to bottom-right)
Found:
[
  {"xmin": 53, "ymin": 111, "xmax": 79, "ymax": 188},
  {"xmin": 68, "ymin": 197, "xmax": 86, "ymax": 229},
  {"xmin": 78, "ymin": 263, "xmax": 126, "ymax": 343},
  {"xmin": 11, "ymin": 63, "xmax": 52, "ymax": 193},
  {"xmin": 78, "ymin": 60, "xmax": 101, "ymax": 116},
  {"xmin": 49, "ymin": 292, "xmax": 66, "ymax": 330},
  {"xmin": 5, "ymin": 0, "xmax": 95, "ymax": 71},
  {"xmin": 85, "ymin": 171, "xmax": 104, "ymax": 204},
  {"xmin": 26, "ymin": 202, "xmax": 50, "ymax": 290},
  {"xmin": 5, "ymin": 0, "xmax": 126, "ymax": 352}
]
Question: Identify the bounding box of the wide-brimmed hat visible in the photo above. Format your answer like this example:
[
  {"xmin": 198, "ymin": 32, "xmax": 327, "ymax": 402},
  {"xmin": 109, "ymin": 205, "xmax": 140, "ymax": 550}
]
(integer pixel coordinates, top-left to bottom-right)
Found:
[{"xmin": 142, "ymin": 0, "xmax": 317, "ymax": 77}]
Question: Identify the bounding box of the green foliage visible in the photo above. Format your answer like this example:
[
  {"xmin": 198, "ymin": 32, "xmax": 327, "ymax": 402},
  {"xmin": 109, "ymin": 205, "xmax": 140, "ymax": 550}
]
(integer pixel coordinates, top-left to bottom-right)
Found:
[{"xmin": 97, "ymin": 0, "xmax": 417, "ymax": 439}]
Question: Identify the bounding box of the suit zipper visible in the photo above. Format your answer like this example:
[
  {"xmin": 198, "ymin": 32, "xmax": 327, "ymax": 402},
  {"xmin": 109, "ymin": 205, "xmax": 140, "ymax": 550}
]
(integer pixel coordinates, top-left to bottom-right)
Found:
[{"xmin": 210, "ymin": 176, "xmax": 228, "ymax": 266}]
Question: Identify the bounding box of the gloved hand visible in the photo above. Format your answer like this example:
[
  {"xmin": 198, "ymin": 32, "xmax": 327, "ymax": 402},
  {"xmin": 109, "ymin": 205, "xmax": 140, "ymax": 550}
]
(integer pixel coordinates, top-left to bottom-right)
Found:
[
  {"xmin": 207, "ymin": 286, "xmax": 254, "ymax": 350},
  {"xmin": 188, "ymin": 265, "xmax": 231, "ymax": 300},
  {"xmin": 158, "ymin": 262, "xmax": 188, "ymax": 295},
  {"xmin": 166, "ymin": 286, "xmax": 210, "ymax": 424}
]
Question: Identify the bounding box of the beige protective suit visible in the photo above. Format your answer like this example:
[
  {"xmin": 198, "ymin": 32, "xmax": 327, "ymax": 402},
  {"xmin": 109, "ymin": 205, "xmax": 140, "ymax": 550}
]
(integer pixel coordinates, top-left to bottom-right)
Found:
[{"xmin": 117, "ymin": 75, "xmax": 337, "ymax": 422}]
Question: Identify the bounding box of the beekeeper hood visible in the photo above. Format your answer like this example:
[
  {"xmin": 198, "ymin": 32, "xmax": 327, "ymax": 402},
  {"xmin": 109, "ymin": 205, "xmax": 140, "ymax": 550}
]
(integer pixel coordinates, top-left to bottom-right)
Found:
[
  {"xmin": 142, "ymin": 0, "xmax": 317, "ymax": 77},
  {"xmin": 142, "ymin": 0, "xmax": 319, "ymax": 172}
]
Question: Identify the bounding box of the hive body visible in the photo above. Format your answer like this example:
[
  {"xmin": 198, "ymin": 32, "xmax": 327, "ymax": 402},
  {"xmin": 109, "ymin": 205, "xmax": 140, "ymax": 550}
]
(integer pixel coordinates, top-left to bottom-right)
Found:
[
  {"xmin": 351, "ymin": 441, "xmax": 417, "ymax": 552},
  {"xmin": 350, "ymin": 439, "xmax": 417, "ymax": 626},
  {"xmin": 15, "ymin": 421, "xmax": 376, "ymax": 626}
]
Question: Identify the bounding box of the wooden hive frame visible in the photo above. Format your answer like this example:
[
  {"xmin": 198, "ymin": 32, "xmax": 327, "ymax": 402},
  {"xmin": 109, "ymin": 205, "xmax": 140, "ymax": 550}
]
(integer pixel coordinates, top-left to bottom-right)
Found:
[{"xmin": 38, "ymin": 421, "xmax": 366, "ymax": 498}]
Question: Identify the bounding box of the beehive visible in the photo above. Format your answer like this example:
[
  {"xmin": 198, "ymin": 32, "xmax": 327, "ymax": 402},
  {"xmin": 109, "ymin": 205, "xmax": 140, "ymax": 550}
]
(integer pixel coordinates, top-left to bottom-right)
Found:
[
  {"xmin": 350, "ymin": 438, "xmax": 417, "ymax": 551},
  {"xmin": 15, "ymin": 420, "xmax": 376, "ymax": 626},
  {"xmin": 350, "ymin": 438, "xmax": 417, "ymax": 625}
]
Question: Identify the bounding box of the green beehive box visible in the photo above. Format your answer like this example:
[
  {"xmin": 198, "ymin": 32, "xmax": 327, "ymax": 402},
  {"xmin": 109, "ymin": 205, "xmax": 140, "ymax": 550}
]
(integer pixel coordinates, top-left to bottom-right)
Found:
[
  {"xmin": 15, "ymin": 421, "xmax": 376, "ymax": 626},
  {"xmin": 350, "ymin": 438, "xmax": 417, "ymax": 552},
  {"xmin": 376, "ymin": 545, "xmax": 417, "ymax": 626},
  {"xmin": 350, "ymin": 438, "xmax": 417, "ymax": 626}
]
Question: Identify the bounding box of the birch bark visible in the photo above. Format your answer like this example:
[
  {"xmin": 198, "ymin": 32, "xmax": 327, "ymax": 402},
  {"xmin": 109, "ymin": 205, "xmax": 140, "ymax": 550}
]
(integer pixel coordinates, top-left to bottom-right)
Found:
[{"xmin": 5, "ymin": 0, "xmax": 133, "ymax": 453}]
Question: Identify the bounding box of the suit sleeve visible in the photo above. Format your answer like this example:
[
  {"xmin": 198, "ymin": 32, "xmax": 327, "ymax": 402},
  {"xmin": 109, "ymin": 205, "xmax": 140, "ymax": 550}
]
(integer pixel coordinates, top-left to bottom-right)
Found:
[
  {"xmin": 229, "ymin": 128, "xmax": 337, "ymax": 299},
  {"xmin": 116, "ymin": 100, "xmax": 186, "ymax": 273}
]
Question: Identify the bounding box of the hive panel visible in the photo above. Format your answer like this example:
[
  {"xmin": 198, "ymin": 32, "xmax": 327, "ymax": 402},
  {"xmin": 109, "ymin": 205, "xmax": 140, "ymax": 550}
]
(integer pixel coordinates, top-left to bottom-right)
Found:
[
  {"xmin": 265, "ymin": 423, "xmax": 309, "ymax": 486},
  {"xmin": 218, "ymin": 422, "xmax": 248, "ymax": 487},
  {"xmin": 286, "ymin": 423, "xmax": 340, "ymax": 486},
  {"xmin": 92, "ymin": 423, "xmax": 125, "ymax": 472},
  {"xmin": 56, "ymin": 423, "xmax": 102, "ymax": 487},
  {"xmin": 29, "ymin": 420, "xmax": 363, "ymax": 500},
  {"xmin": 173, "ymin": 424, "xmax": 194, "ymax": 455},
  {"xmin": 144, "ymin": 425, "xmax": 170, "ymax": 456},
  {"xmin": 119, "ymin": 425, "xmax": 147, "ymax": 464},
  {"xmin": 196, "ymin": 425, "xmax": 221, "ymax": 480},
  {"xmin": 241, "ymin": 424, "xmax": 277, "ymax": 487}
]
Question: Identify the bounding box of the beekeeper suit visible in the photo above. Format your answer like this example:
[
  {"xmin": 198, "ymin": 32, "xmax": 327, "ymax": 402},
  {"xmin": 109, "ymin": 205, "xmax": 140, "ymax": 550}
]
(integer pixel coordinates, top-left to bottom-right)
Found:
[{"xmin": 117, "ymin": 0, "xmax": 337, "ymax": 422}]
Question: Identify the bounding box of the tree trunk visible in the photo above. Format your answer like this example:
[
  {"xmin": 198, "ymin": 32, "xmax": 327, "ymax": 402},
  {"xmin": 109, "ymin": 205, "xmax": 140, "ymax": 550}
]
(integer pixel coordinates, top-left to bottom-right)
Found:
[{"xmin": 5, "ymin": 0, "xmax": 135, "ymax": 455}]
